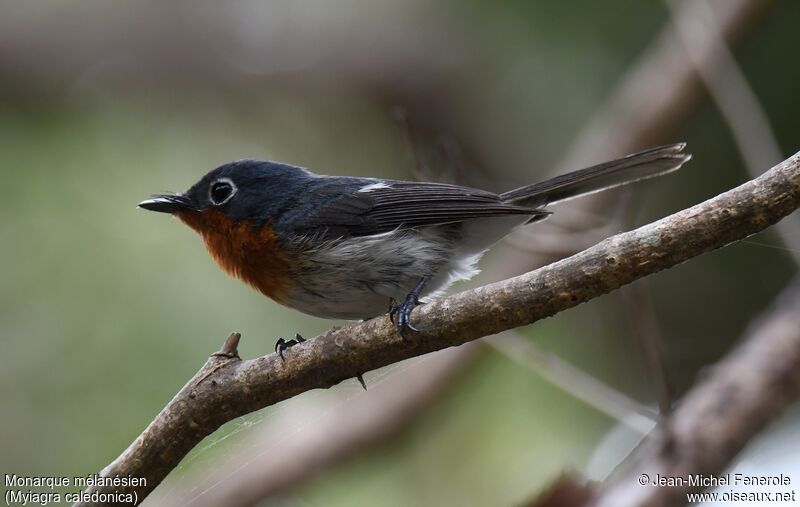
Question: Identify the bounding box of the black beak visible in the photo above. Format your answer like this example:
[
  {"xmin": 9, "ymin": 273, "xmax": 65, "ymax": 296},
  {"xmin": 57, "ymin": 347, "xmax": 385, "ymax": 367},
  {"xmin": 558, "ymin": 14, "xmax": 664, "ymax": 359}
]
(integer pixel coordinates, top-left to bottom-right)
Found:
[{"xmin": 138, "ymin": 194, "xmax": 194, "ymax": 214}]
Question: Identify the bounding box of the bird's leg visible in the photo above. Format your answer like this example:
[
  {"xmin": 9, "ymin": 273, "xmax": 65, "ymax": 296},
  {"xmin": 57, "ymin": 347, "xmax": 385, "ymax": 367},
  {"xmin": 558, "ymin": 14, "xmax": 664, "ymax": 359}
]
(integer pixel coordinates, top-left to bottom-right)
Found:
[
  {"xmin": 275, "ymin": 333, "xmax": 305, "ymax": 361},
  {"xmin": 389, "ymin": 276, "xmax": 430, "ymax": 339},
  {"xmin": 274, "ymin": 333, "xmax": 366, "ymax": 389}
]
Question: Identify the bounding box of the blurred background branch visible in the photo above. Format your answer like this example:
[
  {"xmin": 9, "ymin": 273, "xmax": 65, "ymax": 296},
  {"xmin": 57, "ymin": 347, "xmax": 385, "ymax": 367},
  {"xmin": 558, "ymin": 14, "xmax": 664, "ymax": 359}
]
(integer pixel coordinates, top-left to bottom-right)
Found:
[
  {"xmin": 593, "ymin": 277, "xmax": 800, "ymax": 507},
  {"xmin": 667, "ymin": 0, "xmax": 800, "ymax": 262}
]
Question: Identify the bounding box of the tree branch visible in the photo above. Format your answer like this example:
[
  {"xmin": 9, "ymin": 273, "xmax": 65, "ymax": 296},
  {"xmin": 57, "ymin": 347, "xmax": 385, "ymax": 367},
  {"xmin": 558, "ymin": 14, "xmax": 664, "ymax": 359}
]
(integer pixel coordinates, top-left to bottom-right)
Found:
[
  {"xmin": 154, "ymin": 344, "xmax": 478, "ymax": 507},
  {"xmin": 75, "ymin": 151, "xmax": 800, "ymax": 505}
]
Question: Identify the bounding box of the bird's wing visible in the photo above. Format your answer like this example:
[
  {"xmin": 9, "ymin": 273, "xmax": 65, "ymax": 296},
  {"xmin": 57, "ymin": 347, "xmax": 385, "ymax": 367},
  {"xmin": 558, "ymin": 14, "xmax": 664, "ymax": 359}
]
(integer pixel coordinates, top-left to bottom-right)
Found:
[{"xmin": 288, "ymin": 179, "xmax": 547, "ymax": 239}]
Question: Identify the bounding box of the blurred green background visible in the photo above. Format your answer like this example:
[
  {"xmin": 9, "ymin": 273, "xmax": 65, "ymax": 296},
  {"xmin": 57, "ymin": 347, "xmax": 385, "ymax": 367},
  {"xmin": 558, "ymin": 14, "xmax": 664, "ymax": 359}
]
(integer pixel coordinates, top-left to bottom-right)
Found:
[{"xmin": 1, "ymin": 1, "xmax": 798, "ymax": 506}]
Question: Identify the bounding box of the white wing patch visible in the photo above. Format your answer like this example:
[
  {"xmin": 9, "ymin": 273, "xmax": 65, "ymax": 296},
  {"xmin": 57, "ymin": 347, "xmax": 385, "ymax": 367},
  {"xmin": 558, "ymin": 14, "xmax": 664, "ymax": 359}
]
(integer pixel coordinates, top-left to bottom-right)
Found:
[{"xmin": 357, "ymin": 181, "xmax": 391, "ymax": 193}]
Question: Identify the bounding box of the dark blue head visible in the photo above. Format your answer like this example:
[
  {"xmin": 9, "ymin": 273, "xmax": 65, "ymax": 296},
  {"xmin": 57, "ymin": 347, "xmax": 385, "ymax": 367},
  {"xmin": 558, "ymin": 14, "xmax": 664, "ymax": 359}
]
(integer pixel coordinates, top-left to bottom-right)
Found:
[{"xmin": 139, "ymin": 159, "xmax": 315, "ymax": 226}]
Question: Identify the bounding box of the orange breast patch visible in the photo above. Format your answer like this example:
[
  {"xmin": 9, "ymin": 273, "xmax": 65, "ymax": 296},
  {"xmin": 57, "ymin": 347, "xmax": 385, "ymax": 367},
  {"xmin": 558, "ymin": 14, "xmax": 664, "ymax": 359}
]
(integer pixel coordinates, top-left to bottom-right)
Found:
[{"xmin": 177, "ymin": 210, "xmax": 292, "ymax": 303}]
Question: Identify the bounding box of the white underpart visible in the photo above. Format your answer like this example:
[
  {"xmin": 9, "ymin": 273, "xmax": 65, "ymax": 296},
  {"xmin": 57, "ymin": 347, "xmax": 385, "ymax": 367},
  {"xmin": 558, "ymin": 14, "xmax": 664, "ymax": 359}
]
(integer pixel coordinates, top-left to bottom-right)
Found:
[
  {"xmin": 423, "ymin": 251, "xmax": 484, "ymax": 301},
  {"xmin": 357, "ymin": 181, "xmax": 391, "ymax": 193}
]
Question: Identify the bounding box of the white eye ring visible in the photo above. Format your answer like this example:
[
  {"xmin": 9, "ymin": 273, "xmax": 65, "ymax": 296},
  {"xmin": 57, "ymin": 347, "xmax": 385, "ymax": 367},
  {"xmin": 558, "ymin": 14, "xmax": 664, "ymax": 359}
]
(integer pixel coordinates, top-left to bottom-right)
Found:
[{"xmin": 209, "ymin": 177, "xmax": 237, "ymax": 206}]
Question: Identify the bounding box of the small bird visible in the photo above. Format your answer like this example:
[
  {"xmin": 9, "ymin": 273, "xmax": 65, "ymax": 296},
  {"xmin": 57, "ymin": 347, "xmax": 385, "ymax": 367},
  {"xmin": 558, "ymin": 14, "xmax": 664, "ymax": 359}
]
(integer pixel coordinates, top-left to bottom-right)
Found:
[{"xmin": 139, "ymin": 143, "xmax": 689, "ymax": 356}]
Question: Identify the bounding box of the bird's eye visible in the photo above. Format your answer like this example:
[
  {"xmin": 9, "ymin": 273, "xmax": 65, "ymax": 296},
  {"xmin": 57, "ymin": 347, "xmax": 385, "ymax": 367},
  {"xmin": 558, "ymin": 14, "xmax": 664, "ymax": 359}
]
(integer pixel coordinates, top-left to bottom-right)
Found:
[{"xmin": 209, "ymin": 179, "xmax": 236, "ymax": 206}]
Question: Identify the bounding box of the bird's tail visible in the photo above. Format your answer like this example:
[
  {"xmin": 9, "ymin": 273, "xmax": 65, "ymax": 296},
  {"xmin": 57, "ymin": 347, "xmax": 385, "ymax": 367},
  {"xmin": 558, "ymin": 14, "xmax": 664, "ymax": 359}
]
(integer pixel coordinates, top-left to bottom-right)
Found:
[{"xmin": 500, "ymin": 143, "xmax": 691, "ymax": 208}]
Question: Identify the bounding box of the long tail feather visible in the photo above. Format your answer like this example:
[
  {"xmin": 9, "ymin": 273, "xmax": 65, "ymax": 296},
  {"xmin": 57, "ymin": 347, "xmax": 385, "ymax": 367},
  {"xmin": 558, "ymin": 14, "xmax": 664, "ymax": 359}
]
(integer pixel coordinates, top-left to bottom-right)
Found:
[{"xmin": 500, "ymin": 143, "xmax": 691, "ymax": 207}]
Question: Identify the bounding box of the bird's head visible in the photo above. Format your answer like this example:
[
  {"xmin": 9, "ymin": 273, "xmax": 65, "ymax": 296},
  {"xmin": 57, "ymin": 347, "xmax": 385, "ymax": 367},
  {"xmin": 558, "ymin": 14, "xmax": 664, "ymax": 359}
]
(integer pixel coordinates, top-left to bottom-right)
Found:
[
  {"xmin": 138, "ymin": 159, "xmax": 313, "ymax": 299},
  {"xmin": 138, "ymin": 159, "xmax": 313, "ymax": 232}
]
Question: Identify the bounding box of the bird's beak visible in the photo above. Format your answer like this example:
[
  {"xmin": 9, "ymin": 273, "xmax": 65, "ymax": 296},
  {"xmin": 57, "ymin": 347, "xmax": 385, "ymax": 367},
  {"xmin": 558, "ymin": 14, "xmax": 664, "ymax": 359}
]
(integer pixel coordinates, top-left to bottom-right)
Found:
[{"xmin": 138, "ymin": 194, "xmax": 194, "ymax": 214}]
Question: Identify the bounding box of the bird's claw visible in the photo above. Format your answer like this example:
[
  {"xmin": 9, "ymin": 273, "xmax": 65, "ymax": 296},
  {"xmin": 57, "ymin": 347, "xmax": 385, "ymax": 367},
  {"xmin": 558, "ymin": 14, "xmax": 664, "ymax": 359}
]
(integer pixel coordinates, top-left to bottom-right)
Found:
[
  {"xmin": 388, "ymin": 298, "xmax": 398, "ymax": 324},
  {"xmin": 274, "ymin": 334, "xmax": 365, "ymax": 389},
  {"xmin": 275, "ymin": 333, "xmax": 305, "ymax": 361},
  {"xmin": 388, "ymin": 276, "xmax": 430, "ymax": 339},
  {"xmin": 390, "ymin": 293, "xmax": 422, "ymax": 340}
]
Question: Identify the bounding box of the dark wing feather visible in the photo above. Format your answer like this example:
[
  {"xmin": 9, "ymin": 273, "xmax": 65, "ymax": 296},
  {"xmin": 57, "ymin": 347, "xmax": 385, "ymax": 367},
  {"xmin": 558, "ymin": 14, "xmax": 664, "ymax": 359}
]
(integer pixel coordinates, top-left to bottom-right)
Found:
[{"xmin": 292, "ymin": 180, "xmax": 546, "ymax": 239}]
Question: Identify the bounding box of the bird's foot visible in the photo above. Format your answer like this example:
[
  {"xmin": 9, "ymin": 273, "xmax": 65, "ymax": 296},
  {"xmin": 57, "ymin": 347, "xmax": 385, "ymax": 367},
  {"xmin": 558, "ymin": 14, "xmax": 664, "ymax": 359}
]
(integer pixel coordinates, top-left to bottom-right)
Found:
[
  {"xmin": 274, "ymin": 334, "xmax": 365, "ymax": 389},
  {"xmin": 390, "ymin": 293, "xmax": 421, "ymax": 339},
  {"xmin": 388, "ymin": 276, "xmax": 430, "ymax": 340},
  {"xmin": 275, "ymin": 333, "xmax": 305, "ymax": 361}
]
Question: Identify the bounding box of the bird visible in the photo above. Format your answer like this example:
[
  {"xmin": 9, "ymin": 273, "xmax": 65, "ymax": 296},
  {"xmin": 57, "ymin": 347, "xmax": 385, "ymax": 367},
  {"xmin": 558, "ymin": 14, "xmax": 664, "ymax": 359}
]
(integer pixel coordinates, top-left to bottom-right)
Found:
[{"xmin": 139, "ymin": 143, "xmax": 690, "ymax": 359}]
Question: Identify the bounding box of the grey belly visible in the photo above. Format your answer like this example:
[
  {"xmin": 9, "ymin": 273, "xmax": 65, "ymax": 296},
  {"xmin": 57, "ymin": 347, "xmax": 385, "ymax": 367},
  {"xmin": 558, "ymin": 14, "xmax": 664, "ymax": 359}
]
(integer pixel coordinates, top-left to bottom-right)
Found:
[
  {"xmin": 279, "ymin": 227, "xmax": 457, "ymax": 319},
  {"xmin": 280, "ymin": 216, "xmax": 527, "ymax": 320}
]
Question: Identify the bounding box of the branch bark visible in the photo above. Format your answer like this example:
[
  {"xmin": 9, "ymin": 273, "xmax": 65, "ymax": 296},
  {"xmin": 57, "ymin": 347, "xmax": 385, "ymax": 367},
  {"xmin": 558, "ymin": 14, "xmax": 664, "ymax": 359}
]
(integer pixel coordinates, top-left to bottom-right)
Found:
[
  {"xmin": 75, "ymin": 151, "xmax": 800, "ymax": 505},
  {"xmin": 153, "ymin": 343, "xmax": 478, "ymax": 507}
]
